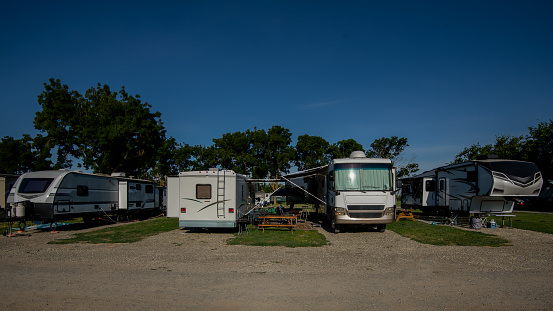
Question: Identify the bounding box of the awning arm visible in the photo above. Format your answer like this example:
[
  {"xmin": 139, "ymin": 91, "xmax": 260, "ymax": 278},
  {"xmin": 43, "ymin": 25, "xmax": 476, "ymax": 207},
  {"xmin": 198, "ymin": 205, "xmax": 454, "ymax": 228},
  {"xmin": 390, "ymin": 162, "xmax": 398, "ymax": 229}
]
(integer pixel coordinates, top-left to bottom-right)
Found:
[{"xmin": 280, "ymin": 175, "xmax": 326, "ymax": 206}]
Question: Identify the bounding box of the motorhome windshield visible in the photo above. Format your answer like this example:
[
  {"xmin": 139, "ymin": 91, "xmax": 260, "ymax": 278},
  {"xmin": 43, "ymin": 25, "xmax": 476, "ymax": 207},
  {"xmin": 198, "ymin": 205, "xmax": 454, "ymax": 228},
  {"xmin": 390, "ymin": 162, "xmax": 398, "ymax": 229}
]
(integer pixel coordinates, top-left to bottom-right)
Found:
[
  {"xmin": 481, "ymin": 161, "xmax": 541, "ymax": 184},
  {"xmin": 19, "ymin": 178, "xmax": 55, "ymax": 193},
  {"xmin": 335, "ymin": 163, "xmax": 392, "ymax": 191}
]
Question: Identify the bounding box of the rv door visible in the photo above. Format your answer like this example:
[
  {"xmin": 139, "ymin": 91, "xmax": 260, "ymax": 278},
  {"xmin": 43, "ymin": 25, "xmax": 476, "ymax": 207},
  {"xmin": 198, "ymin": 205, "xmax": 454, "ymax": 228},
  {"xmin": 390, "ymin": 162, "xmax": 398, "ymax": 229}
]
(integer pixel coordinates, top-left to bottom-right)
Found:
[
  {"xmin": 437, "ymin": 177, "xmax": 448, "ymax": 207},
  {"xmin": 119, "ymin": 181, "xmax": 128, "ymax": 210}
]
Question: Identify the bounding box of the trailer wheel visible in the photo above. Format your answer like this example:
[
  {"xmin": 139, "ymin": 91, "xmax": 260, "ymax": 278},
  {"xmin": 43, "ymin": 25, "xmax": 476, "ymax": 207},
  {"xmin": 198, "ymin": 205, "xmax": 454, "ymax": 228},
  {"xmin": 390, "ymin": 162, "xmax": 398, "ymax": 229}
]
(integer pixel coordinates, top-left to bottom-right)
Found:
[
  {"xmin": 117, "ymin": 214, "xmax": 127, "ymax": 223},
  {"xmin": 18, "ymin": 220, "xmax": 26, "ymax": 231}
]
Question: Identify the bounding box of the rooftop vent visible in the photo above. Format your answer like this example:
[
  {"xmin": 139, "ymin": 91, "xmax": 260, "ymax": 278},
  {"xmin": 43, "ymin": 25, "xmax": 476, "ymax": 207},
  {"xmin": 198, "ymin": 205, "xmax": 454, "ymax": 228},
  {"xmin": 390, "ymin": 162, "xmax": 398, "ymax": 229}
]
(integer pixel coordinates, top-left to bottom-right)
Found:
[
  {"xmin": 111, "ymin": 172, "xmax": 126, "ymax": 177},
  {"xmin": 349, "ymin": 151, "xmax": 367, "ymax": 158}
]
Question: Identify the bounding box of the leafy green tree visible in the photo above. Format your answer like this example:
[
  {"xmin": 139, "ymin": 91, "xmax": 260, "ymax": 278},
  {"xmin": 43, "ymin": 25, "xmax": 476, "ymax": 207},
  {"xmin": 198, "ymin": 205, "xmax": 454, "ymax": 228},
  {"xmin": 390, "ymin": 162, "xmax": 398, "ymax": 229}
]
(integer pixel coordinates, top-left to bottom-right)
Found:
[
  {"xmin": 265, "ymin": 125, "xmax": 294, "ymax": 178},
  {"xmin": 34, "ymin": 78, "xmax": 167, "ymax": 176},
  {"xmin": 0, "ymin": 135, "xmax": 52, "ymax": 173},
  {"xmin": 328, "ymin": 139, "xmax": 364, "ymax": 159},
  {"xmin": 366, "ymin": 136, "xmax": 418, "ymax": 178},
  {"xmin": 451, "ymin": 135, "xmax": 524, "ymax": 164},
  {"xmin": 294, "ymin": 134, "xmax": 331, "ymax": 171},
  {"xmin": 526, "ymin": 120, "xmax": 553, "ymax": 180}
]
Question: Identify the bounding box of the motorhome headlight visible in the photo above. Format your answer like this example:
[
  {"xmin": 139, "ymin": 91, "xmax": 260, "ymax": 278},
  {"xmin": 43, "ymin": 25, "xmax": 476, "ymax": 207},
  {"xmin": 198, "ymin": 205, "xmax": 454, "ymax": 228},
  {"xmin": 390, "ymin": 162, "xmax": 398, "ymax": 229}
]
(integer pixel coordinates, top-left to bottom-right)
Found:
[
  {"xmin": 384, "ymin": 207, "xmax": 394, "ymax": 216},
  {"xmin": 335, "ymin": 207, "xmax": 347, "ymax": 216}
]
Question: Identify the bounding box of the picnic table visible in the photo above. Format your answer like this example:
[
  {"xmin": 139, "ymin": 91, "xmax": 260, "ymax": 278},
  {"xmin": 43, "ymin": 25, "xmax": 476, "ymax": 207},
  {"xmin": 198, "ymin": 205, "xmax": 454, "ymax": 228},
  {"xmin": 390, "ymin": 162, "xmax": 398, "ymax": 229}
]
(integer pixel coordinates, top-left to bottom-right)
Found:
[
  {"xmin": 257, "ymin": 215, "xmax": 297, "ymax": 232},
  {"xmin": 396, "ymin": 209, "xmax": 416, "ymax": 221}
]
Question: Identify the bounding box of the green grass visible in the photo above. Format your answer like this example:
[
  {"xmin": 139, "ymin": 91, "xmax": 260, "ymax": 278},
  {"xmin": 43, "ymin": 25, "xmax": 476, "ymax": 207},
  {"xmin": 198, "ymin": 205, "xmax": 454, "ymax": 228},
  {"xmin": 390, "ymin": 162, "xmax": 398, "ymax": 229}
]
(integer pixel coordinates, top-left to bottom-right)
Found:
[
  {"xmin": 500, "ymin": 212, "xmax": 553, "ymax": 234},
  {"xmin": 388, "ymin": 220, "xmax": 510, "ymax": 246},
  {"xmin": 48, "ymin": 217, "xmax": 179, "ymax": 244},
  {"xmin": 227, "ymin": 226, "xmax": 328, "ymax": 247}
]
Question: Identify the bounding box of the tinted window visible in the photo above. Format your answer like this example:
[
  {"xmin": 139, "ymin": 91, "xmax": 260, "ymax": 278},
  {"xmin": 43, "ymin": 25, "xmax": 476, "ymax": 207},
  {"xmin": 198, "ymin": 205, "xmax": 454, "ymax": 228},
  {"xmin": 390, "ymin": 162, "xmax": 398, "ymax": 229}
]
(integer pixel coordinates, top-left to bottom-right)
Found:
[
  {"xmin": 196, "ymin": 184, "xmax": 211, "ymax": 199},
  {"xmin": 19, "ymin": 178, "xmax": 54, "ymax": 193},
  {"xmin": 77, "ymin": 185, "xmax": 88, "ymax": 196},
  {"xmin": 145, "ymin": 185, "xmax": 154, "ymax": 193}
]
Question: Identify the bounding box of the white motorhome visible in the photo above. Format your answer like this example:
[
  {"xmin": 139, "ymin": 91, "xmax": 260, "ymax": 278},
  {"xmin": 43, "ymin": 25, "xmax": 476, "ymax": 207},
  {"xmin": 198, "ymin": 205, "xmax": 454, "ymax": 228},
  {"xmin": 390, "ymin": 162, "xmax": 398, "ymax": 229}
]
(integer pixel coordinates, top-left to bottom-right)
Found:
[
  {"xmin": 401, "ymin": 158, "xmax": 543, "ymax": 214},
  {"xmin": 167, "ymin": 169, "xmax": 253, "ymax": 229},
  {"xmin": 283, "ymin": 151, "xmax": 396, "ymax": 233},
  {"xmin": 6, "ymin": 170, "xmax": 163, "ymax": 224}
]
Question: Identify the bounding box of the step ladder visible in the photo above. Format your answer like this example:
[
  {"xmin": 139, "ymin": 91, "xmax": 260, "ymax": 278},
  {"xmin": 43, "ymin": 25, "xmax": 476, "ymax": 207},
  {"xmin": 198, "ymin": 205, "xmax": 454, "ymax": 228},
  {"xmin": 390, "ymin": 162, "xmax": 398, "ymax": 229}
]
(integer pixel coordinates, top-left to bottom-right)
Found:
[{"xmin": 217, "ymin": 170, "xmax": 226, "ymax": 218}]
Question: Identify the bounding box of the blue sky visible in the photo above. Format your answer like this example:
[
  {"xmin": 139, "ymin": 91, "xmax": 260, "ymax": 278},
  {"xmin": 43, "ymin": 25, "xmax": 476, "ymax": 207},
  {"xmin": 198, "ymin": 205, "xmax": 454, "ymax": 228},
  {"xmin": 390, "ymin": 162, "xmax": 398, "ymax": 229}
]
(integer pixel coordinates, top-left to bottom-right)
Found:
[{"xmin": 1, "ymin": 0, "xmax": 552, "ymax": 173}]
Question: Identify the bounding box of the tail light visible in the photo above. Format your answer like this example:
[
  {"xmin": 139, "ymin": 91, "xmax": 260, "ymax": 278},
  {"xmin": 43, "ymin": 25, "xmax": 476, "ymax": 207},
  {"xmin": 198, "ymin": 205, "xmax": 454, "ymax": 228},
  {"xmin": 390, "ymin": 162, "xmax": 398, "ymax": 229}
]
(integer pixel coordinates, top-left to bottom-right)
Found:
[
  {"xmin": 180, "ymin": 208, "xmax": 186, "ymax": 213},
  {"xmin": 229, "ymin": 208, "xmax": 234, "ymax": 213}
]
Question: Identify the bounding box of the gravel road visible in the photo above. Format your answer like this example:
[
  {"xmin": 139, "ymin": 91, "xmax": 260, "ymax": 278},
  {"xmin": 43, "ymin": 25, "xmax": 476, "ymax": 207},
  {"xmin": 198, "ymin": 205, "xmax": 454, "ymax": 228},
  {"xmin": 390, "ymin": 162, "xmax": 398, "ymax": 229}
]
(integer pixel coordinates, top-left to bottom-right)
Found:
[{"xmin": 1, "ymin": 222, "xmax": 552, "ymax": 311}]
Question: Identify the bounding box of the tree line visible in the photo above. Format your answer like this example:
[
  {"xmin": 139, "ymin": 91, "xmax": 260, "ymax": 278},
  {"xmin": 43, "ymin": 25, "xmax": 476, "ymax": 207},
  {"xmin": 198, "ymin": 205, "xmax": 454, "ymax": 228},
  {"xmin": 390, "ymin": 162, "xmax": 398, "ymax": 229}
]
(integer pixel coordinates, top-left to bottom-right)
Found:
[
  {"xmin": 0, "ymin": 79, "xmax": 419, "ymax": 183},
  {"xmin": 2, "ymin": 78, "xmax": 552, "ymax": 184}
]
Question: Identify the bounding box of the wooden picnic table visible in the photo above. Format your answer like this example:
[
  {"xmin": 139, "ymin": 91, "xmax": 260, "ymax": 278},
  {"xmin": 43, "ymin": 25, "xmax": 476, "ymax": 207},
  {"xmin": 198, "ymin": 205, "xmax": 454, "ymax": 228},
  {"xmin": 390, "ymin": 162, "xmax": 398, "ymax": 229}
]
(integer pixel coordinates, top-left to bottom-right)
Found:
[
  {"xmin": 257, "ymin": 215, "xmax": 297, "ymax": 232},
  {"xmin": 396, "ymin": 209, "xmax": 416, "ymax": 221}
]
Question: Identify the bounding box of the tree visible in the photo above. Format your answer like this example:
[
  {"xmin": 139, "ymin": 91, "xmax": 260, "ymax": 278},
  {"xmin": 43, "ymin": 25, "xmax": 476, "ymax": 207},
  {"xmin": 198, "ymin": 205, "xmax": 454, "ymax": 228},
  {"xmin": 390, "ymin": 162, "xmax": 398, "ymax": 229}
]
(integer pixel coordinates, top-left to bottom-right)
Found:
[
  {"xmin": 526, "ymin": 120, "xmax": 553, "ymax": 181},
  {"xmin": 451, "ymin": 135, "xmax": 525, "ymax": 164},
  {"xmin": 265, "ymin": 126, "xmax": 294, "ymax": 179},
  {"xmin": 328, "ymin": 139, "xmax": 364, "ymax": 159},
  {"xmin": 34, "ymin": 78, "xmax": 167, "ymax": 177},
  {"xmin": 294, "ymin": 134, "xmax": 331, "ymax": 171},
  {"xmin": 366, "ymin": 136, "xmax": 418, "ymax": 178},
  {"xmin": 0, "ymin": 135, "xmax": 52, "ymax": 173}
]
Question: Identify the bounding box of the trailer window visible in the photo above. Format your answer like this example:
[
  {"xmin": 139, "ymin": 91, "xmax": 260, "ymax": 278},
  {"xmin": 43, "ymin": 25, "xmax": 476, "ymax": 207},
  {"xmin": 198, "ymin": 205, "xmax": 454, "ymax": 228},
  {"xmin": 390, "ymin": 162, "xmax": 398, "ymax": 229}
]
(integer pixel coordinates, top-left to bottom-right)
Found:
[
  {"xmin": 196, "ymin": 184, "xmax": 212, "ymax": 199},
  {"xmin": 425, "ymin": 180, "xmax": 435, "ymax": 192},
  {"xmin": 145, "ymin": 185, "xmax": 154, "ymax": 193},
  {"xmin": 77, "ymin": 185, "xmax": 88, "ymax": 196},
  {"xmin": 19, "ymin": 178, "xmax": 54, "ymax": 193},
  {"xmin": 335, "ymin": 163, "xmax": 392, "ymax": 191}
]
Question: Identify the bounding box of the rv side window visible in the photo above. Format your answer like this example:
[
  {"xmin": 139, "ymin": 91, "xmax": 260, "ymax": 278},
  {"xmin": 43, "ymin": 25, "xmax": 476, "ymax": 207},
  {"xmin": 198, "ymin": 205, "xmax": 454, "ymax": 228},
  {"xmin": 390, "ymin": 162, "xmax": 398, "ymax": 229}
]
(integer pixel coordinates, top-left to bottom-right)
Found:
[
  {"xmin": 77, "ymin": 185, "xmax": 88, "ymax": 196},
  {"xmin": 196, "ymin": 184, "xmax": 212, "ymax": 199},
  {"xmin": 439, "ymin": 179, "xmax": 445, "ymax": 191},
  {"xmin": 145, "ymin": 185, "xmax": 154, "ymax": 193},
  {"xmin": 19, "ymin": 178, "xmax": 55, "ymax": 193},
  {"xmin": 425, "ymin": 180, "xmax": 435, "ymax": 192},
  {"xmin": 466, "ymin": 171, "xmax": 476, "ymax": 182}
]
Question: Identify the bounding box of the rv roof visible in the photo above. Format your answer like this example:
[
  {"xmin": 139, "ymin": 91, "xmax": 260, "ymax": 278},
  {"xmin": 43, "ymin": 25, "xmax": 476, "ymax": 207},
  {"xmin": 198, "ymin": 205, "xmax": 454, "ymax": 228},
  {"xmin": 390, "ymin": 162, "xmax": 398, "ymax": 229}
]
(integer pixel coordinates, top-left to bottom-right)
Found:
[{"xmin": 332, "ymin": 157, "xmax": 392, "ymax": 164}]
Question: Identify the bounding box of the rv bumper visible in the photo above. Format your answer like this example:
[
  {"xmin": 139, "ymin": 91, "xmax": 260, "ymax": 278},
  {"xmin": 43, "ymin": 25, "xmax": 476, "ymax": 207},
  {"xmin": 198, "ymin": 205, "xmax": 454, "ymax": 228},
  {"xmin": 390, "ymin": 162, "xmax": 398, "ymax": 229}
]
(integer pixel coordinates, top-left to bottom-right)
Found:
[
  {"xmin": 335, "ymin": 214, "xmax": 395, "ymax": 225},
  {"xmin": 179, "ymin": 220, "xmax": 236, "ymax": 228}
]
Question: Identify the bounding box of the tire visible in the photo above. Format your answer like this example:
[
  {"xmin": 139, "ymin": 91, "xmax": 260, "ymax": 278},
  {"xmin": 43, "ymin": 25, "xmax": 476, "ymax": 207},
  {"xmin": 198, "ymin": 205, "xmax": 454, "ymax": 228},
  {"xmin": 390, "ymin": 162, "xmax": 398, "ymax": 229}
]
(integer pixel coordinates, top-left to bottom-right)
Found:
[{"xmin": 377, "ymin": 224, "xmax": 386, "ymax": 232}]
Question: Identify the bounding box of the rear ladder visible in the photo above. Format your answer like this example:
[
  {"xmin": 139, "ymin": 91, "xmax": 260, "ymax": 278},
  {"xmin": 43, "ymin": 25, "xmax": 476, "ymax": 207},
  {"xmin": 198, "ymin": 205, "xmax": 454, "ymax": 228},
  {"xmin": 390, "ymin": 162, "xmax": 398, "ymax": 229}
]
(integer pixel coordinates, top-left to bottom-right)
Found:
[{"xmin": 217, "ymin": 170, "xmax": 226, "ymax": 217}]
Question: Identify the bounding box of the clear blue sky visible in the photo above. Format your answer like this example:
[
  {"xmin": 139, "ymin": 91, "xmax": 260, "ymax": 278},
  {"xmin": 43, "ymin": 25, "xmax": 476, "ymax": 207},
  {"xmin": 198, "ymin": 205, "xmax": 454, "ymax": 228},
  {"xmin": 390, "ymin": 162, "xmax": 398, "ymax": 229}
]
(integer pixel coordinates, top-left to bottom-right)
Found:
[{"xmin": 1, "ymin": 0, "xmax": 552, "ymax": 173}]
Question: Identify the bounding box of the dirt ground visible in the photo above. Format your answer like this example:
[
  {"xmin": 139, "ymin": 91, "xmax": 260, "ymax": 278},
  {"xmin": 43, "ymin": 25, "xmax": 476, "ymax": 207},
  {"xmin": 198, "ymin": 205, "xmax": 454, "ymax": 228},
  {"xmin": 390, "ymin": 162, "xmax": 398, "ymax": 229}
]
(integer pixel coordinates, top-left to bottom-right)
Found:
[{"xmin": 1, "ymin": 222, "xmax": 553, "ymax": 311}]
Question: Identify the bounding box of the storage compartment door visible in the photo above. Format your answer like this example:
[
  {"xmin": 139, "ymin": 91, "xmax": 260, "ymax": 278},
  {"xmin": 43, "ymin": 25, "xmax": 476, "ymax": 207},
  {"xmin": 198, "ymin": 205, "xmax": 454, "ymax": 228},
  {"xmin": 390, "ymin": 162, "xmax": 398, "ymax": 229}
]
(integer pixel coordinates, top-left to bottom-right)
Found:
[{"xmin": 119, "ymin": 181, "xmax": 128, "ymax": 210}]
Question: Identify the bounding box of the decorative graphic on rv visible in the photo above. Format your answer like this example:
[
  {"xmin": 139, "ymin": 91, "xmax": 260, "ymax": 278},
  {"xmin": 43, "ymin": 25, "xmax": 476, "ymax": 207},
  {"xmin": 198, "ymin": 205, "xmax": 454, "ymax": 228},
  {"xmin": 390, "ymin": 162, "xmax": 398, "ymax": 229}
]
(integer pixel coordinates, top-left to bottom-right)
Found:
[
  {"xmin": 451, "ymin": 178, "xmax": 478, "ymax": 194},
  {"xmin": 182, "ymin": 198, "xmax": 230, "ymax": 213}
]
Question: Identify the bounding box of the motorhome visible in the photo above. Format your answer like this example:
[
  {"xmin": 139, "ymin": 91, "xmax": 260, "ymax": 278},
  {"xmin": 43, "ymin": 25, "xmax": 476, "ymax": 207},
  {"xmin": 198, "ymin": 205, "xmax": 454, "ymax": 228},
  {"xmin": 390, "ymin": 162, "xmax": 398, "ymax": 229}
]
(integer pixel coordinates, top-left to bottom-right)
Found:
[
  {"xmin": 283, "ymin": 151, "xmax": 396, "ymax": 233},
  {"xmin": 167, "ymin": 169, "xmax": 253, "ymax": 229},
  {"xmin": 6, "ymin": 170, "xmax": 163, "ymax": 226},
  {"xmin": 401, "ymin": 158, "xmax": 543, "ymax": 214}
]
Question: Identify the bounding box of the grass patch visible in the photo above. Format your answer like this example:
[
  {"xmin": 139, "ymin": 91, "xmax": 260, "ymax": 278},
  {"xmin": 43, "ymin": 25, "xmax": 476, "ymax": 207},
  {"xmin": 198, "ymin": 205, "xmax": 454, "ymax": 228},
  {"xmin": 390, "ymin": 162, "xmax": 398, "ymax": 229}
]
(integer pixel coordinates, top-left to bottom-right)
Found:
[
  {"xmin": 502, "ymin": 212, "xmax": 553, "ymax": 234},
  {"xmin": 388, "ymin": 220, "xmax": 510, "ymax": 246},
  {"xmin": 48, "ymin": 217, "xmax": 179, "ymax": 244},
  {"xmin": 227, "ymin": 226, "xmax": 328, "ymax": 247}
]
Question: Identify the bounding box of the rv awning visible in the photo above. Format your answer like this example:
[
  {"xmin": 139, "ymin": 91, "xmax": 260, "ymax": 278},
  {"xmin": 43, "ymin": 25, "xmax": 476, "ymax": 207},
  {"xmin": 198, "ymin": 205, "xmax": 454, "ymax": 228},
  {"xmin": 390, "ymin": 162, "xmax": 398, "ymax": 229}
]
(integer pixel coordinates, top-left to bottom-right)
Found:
[{"xmin": 281, "ymin": 165, "xmax": 329, "ymax": 180}]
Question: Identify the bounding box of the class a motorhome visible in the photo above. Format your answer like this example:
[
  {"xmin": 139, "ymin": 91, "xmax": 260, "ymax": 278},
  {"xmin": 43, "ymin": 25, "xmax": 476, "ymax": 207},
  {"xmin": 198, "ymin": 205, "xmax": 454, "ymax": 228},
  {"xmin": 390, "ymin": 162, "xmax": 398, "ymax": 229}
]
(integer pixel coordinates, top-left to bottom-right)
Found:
[
  {"xmin": 283, "ymin": 151, "xmax": 396, "ymax": 233},
  {"xmin": 401, "ymin": 157, "xmax": 543, "ymax": 214},
  {"xmin": 6, "ymin": 170, "xmax": 163, "ymax": 223},
  {"xmin": 166, "ymin": 169, "xmax": 253, "ymax": 229}
]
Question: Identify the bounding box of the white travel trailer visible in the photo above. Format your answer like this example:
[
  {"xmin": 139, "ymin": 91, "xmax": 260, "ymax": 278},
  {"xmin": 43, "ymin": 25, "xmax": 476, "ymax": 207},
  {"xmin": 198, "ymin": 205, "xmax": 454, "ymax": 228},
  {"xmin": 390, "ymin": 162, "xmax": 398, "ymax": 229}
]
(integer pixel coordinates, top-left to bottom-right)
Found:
[
  {"xmin": 6, "ymin": 170, "xmax": 163, "ymax": 224},
  {"xmin": 283, "ymin": 151, "xmax": 396, "ymax": 233},
  {"xmin": 167, "ymin": 169, "xmax": 253, "ymax": 229},
  {"xmin": 401, "ymin": 158, "xmax": 543, "ymax": 214}
]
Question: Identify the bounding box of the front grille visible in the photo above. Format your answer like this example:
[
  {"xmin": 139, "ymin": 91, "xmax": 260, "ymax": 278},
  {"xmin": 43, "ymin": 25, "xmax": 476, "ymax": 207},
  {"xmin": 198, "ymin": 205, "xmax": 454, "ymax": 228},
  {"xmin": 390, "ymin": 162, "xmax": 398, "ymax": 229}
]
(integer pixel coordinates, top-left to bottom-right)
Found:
[
  {"xmin": 348, "ymin": 212, "xmax": 383, "ymax": 218},
  {"xmin": 348, "ymin": 205, "xmax": 385, "ymax": 211}
]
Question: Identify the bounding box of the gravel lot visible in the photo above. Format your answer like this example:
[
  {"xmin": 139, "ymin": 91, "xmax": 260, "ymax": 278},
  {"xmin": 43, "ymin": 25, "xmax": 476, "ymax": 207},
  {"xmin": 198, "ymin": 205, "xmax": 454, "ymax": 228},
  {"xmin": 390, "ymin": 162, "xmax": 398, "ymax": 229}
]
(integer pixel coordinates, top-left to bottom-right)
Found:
[{"xmin": 1, "ymin": 222, "xmax": 553, "ymax": 311}]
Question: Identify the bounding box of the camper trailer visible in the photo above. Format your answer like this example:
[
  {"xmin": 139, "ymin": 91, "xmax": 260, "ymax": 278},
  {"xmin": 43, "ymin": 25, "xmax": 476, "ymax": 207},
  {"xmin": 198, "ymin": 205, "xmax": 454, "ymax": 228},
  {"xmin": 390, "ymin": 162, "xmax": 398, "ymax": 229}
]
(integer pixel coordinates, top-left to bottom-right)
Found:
[
  {"xmin": 401, "ymin": 158, "xmax": 543, "ymax": 214},
  {"xmin": 167, "ymin": 169, "xmax": 253, "ymax": 229},
  {"xmin": 399, "ymin": 170, "xmax": 436, "ymax": 213},
  {"xmin": 283, "ymin": 151, "xmax": 396, "ymax": 233},
  {"xmin": 6, "ymin": 170, "xmax": 163, "ymax": 225}
]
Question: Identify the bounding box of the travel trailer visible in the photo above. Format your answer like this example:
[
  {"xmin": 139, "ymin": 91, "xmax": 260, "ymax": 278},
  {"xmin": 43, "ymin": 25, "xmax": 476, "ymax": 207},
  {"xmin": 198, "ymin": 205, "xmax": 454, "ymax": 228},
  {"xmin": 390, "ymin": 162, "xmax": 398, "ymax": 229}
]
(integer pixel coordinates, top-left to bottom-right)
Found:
[
  {"xmin": 167, "ymin": 169, "xmax": 253, "ymax": 229},
  {"xmin": 401, "ymin": 158, "xmax": 543, "ymax": 214},
  {"xmin": 283, "ymin": 151, "xmax": 396, "ymax": 233},
  {"xmin": 6, "ymin": 170, "xmax": 163, "ymax": 226}
]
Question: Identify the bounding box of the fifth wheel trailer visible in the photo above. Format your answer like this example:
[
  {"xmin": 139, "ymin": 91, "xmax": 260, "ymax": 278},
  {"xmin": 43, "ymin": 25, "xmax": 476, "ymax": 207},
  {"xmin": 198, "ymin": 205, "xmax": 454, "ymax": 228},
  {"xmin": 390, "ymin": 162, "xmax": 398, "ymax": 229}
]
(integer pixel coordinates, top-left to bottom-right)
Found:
[
  {"xmin": 6, "ymin": 170, "xmax": 164, "ymax": 225},
  {"xmin": 167, "ymin": 169, "xmax": 253, "ymax": 229},
  {"xmin": 400, "ymin": 158, "xmax": 543, "ymax": 214}
]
